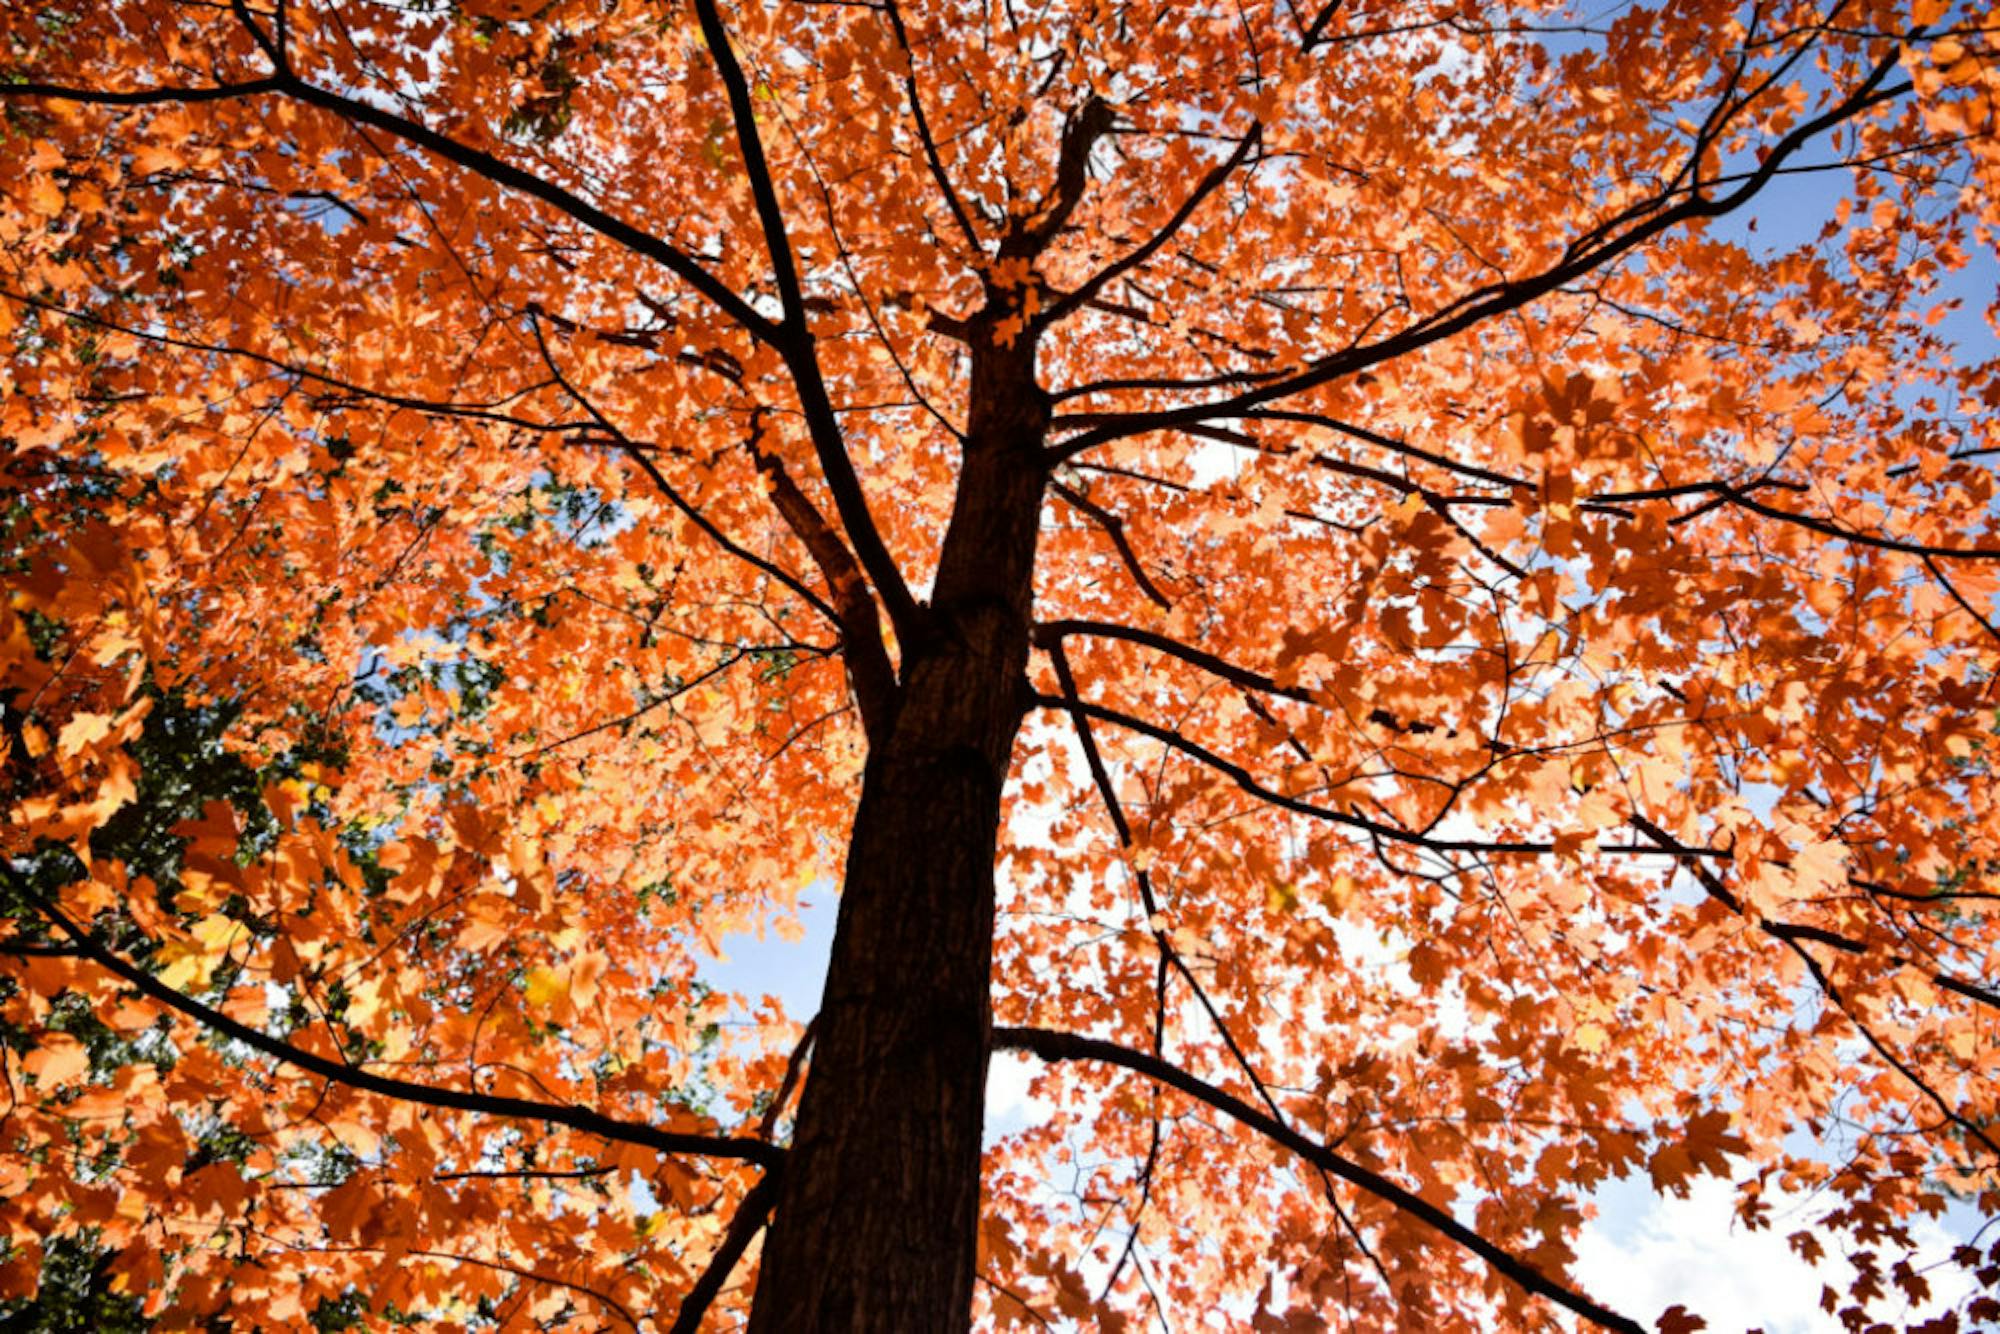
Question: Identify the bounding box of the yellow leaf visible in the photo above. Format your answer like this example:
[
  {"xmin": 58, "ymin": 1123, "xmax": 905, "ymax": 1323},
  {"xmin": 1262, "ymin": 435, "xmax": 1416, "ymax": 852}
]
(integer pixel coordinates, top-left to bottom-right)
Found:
[
  {"xmin": 190, "ymin": 913, "xmax": 240, "ymax": 954},
  {"xmin": 155, "ymin": 939, "xmax": 207, "ymax": 991},
  {"xmin": 156, "ymin": 915, "xmax": 238, "ymax": 992},
  {"xmin": 524, "ymin": 965, "xmax": 570, "ymax": 1010}
]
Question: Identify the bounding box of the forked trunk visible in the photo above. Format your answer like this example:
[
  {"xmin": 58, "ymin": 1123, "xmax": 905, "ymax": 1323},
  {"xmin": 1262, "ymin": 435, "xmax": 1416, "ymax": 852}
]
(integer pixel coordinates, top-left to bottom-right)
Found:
[{"xmin": 746, "ymin": 347, "xmax": 1049, "ymax": 1331}]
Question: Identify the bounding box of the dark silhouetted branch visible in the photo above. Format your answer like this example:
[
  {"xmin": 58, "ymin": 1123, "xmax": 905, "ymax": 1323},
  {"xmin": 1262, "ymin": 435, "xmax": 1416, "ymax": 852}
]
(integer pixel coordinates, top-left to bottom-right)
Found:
[
  {"xmin": 992, "ymin": 1026, "xmax": 1644, "ymax": 1334},
  {"xmin": 668, "ymin": 1172, "xmax": 782, "ymax": 1334},
  {"xmin": 21, "ymin": 884, "xmax": 781, "ymax": 1167}
]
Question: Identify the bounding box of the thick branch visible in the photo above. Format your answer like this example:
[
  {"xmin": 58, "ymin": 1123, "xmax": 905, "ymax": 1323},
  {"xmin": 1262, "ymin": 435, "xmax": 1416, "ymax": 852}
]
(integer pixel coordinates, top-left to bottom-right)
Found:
[
  {"xmin": 1049, "ymin": 486, "xmax": 1172, "ymax": 609},
  {"xmin": 1042, "ymin": 124, "xmax": 1262, "ymax": 327},
  {"xmin": 992, "ymin": 1026, "xmax": 1644, "ymax": 1334},
  {"xmin": 1925, "ymin": 555, "xmax": 2000, "ymax": 648},
  {"xmin": 668, "ymin": 1172, "xmax": 782, "ymax": 1334},
  {"xmin": 690, "ymin": 0, "xmax": 810, "ymax": 333},
  {"xmin": 757, "ymin": 1019, "xmax": 817, "ymax": 1142},
  {"xmin": 1629, "ymin": 814, "xmax": 2000, "ymax": 1015},
  {"xmin": 1788, "ymin": 941, "xmax": 2000, "ymax": 1161},
  {"xmin": 522, "ymin": 316, "xmax": 841, "ymax": 632},
  {"xmin": 623, "ymin": 446, "xmax": 839, "ymax": 624},
  {"xmin": 692, "ymin": 0, "xmax": 924, "ymax": 645},
  {"xmin": 1641, "ymin": 481, "xmax": 2000, "ymax": 559},
  {"xmin": 1036, "ymin": 619, "xmax": 1315, "ymax": 704},
  {"xmin": 1050, "ymin": 640, "xmax": 1378, "ymax": 1290},
  {"xmin": 1046, "ymin": 49, "xmax": 1913, "ymax": 464},
  {"xmin": 1065, "ymin": 397, "xmax": 1996, "ymax": 567},
  {"xmin": 23, "ymin": 886, "xmax": 780, "ymax": 1167},
  {"xmin": 254, "ymin": 1233, "xmax": 640, "ymax": 1330},
  {"xmin": 1036, "ymin": 692, "xmax": 1729, "ymax": 861},
  {"xmin": 0, "ymin": 75, "xmax": 283, "ymax": 106},
  {"xmin": 882, "ymin": 0, "xmax": 985, "ymax": 253},
  {"xmin": 4, "ymin": 56, "xmax": 779, "ymax": 342},
  {"xmin": 1010, "ymin": 96, "xmax": 1118, "ymax": 253},
  {"xmin": 753, "ymin": 435, "xmax": 900, "ymax": 737},
  {"xmin": 1243, "ymin": 408, "xmax": 1531, "ymax": 492},
  {"xmin": 267, "ymin": 77, "xmax": 777, "ymax": 344}
]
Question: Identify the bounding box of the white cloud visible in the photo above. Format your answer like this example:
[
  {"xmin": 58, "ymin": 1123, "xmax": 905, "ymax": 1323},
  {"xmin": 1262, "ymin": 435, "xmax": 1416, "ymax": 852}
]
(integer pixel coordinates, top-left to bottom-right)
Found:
[
  {"xmin": 1573, "ymin": 1176, "xmax": 1977, "ymax": 1333},
  {"xmin": 985, "ymin": 1050, "xmax": 1060, "ymax": 1141}
]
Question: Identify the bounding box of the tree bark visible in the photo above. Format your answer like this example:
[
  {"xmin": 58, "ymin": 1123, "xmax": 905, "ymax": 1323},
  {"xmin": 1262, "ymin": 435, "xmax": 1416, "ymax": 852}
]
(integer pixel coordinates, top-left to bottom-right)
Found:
[{"xmin": 746, "ymin": 342, "xmax": 1050, "ymax": 1332}]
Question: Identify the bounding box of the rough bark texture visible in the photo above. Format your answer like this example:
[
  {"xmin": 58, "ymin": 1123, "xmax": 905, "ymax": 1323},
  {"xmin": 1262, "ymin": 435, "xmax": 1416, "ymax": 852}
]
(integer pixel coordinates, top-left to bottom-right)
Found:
[{"xmin": 746, "ymin": 341, "xmax": 1049, "ymax": 1332}]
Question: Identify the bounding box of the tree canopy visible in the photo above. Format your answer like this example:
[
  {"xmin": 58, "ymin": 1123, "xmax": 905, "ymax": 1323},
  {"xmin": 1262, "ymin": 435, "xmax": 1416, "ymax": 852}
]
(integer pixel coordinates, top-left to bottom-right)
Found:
[{"xmin": 2, "ymin": 0, "xmax": 1999, "ymax": 1329}]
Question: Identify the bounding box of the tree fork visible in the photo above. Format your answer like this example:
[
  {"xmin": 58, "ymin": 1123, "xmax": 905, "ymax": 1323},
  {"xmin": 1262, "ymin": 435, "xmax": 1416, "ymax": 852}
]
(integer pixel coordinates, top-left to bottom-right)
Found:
[{"xmin": 747, "ymin": 338, "xmax": 1051, "ymax": 1331}]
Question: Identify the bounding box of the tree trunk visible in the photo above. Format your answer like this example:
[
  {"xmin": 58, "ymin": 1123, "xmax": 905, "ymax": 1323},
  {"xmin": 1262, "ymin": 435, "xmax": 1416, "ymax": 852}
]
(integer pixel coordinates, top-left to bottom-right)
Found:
[{"xmin": 746, "ymin": 344, "xmax": 1050, "ymax": 1332}]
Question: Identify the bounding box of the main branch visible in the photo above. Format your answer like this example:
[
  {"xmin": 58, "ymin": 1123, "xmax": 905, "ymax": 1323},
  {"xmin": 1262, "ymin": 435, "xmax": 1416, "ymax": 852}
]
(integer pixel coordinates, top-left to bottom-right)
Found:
[
  {"xmin": 21, "ymin": 884, "xmax": 780, "ymax": 1167},
  {"xmin": 1046, "ymin": 44, "xmax": 1914, "ymax": 463},
  {"xmin": 991, "ymin": 1026, "xmax": 1644, "ymax": 1334}
]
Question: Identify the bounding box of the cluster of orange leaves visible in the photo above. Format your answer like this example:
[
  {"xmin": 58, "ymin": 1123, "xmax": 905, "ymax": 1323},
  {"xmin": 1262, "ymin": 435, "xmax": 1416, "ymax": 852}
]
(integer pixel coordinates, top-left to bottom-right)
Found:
[{"xmin": 1, "ymin": 0, "xmax": 1999, "ymax": 1329}]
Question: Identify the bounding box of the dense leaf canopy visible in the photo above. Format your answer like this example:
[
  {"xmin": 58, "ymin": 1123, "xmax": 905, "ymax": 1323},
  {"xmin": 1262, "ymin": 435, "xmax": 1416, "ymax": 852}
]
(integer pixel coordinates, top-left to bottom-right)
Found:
[{"xmin": 2, "ymin": 0, "xmax": 1999, "ymax": 1329}]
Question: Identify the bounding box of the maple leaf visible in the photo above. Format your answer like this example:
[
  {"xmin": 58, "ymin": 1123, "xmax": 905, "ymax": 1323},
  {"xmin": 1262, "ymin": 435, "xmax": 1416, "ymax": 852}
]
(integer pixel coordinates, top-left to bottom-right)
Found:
[
  {"xmin": 53, "ymin": 712, "xmax": 114, "ymax": 759},
  {"xmin": 22, "ymin": 1034, "xmax": 89, "ymax": 1087},
  {"xmin": 522, "ymin": 965, "xmax": 570, "ymax": 1012},
  {"xmin": 1656, "ymin": 1306, "xmax": 1708, "ymax": 1334}
]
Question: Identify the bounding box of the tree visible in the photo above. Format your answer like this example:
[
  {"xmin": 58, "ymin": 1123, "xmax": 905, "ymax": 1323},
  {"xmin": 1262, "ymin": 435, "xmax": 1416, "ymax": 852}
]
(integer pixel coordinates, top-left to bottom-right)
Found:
[{"xmin": 0, "ymin": 0, "xmax": 1997, "ymax": 1327}]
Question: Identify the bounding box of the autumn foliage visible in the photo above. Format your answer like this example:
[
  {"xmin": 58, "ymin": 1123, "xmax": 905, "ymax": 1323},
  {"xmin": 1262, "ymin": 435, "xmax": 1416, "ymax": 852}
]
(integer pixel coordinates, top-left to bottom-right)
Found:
[{"xmin": 2, "ymin": 0, "xmax": 2000, "ymax": 1329}]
